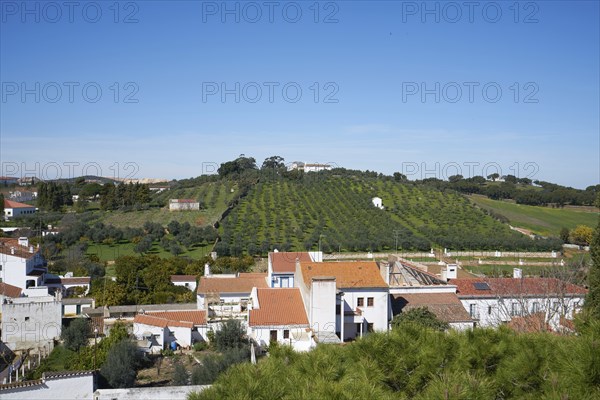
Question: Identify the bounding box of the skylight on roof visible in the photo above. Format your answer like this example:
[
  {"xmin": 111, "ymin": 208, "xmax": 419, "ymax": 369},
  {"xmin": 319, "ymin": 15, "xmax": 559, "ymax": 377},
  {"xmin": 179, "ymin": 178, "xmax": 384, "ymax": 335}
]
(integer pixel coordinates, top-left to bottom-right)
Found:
[{"xmin": 473, "ymin": 282, "xmax": 491, "ymax": 290}]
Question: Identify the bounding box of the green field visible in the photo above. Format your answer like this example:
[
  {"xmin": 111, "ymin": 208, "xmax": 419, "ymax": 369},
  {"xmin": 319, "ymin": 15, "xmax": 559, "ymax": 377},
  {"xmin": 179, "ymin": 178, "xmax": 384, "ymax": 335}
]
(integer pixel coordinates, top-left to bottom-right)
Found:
[
  {"xmin": 219, "ymin": 176, "xmax": 545, "ymax": 254},
  {"xmin": 469, "ymin": 195, "xmax": 598, "ymax": 236},
  {"xmin": 96, "ymin": 181, "xmax": 238, "ymax": 228}
]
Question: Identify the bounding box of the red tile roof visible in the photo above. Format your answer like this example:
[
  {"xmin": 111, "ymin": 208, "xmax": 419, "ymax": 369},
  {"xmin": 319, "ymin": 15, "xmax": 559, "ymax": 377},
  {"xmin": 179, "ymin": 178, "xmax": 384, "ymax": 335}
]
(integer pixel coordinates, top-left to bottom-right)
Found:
[
  {"xmin": 507, "ymin": 312, "xmax": 551, "ymax": 333},
  {"xmin": 249, "ymin": 288, "xmax": 309, "ymax": 326},
  {"xmin": 4, "ymin": 199, "xmax": 35, "ymax": 209},
  {"xmin": 197, "ymin": 273, "xmax": 268, "ymax": 294},
  {"xmin": 134, "ymin": 310, "xmax": 207, "ymax": 328},
  {"xmin": 45, "ymin": 277, "xmax": 91, "ymax": 285},
  {"xmin": 0, "ymin": 238, "xmax": 39, "ymax": 259},
  {"xmin": 170, "ymin": 275, "xmax": 197, "ymax": 282},
  {"xmin": 270, "ymin": 251, "xmax": 312, "ymax": 273},
  {"xmin": 0, "ymin": 282, "xmax": 23, "ymax": 298},
  {"xmin": 391, "ymin": 293, "xmax": 473, "ymax": 323},
  {"xmin": 451, "ymin": 278, "xmax": 587, "ymax": 297},
  {"xmin": 300, "ymin": 262, "xmax": 387, "ymax": 289}
]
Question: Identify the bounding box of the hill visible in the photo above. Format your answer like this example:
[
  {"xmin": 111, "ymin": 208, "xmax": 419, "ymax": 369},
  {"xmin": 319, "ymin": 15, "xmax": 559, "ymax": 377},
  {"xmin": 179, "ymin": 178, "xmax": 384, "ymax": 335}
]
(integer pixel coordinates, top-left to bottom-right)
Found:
[
  {"xmin": 469, "ymin": 195, "xmax": 598, "ymax": 237},
  {"xmin": 97, "ymin": 181, "xmax": 239, "ymax": 228},
  {"xmin": 217, "ymin": 175, "xmax": 559, "ymax": 255}
]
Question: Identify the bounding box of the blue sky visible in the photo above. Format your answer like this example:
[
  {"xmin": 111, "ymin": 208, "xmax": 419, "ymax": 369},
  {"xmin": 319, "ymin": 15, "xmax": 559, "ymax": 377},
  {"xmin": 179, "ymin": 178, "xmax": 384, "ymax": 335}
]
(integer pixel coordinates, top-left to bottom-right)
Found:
[{"xmin": 1, "ymin": 1, "xmax": 598, "ymax": 188}]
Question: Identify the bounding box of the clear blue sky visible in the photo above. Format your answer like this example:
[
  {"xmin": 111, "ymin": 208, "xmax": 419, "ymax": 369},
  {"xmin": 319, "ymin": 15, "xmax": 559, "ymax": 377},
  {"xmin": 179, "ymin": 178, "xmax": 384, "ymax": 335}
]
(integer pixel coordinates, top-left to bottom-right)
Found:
[{"xmin": 1, "ymin": 1, "xmax": 598, "ymax": 188}]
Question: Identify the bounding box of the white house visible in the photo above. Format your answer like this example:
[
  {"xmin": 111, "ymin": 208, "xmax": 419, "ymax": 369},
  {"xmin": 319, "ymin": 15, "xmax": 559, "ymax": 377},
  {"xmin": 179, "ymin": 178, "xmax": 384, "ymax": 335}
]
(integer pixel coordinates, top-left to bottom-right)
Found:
[
  {"xmin": 372, "ymin": 197, "xmax": 383, "ymax": 209},
  {"xmin": 169, "ymin": 199, "xmax": 200, "ymax": 211},
  {"xmin": 267, "ymin": 251, "xmax": 322, "ymax": 288},
  {"xmin": 170, "ymin": 275, "xmax": 198, "ymax": 292},
  {"xmin": 197, "ymin": 272, "xmax": 268, "ymax": 312},
  {"xmin": 450, "ymin": 275, "xmax": 587, "ymax": 330},
  {"xmin": 0, "ymin": 237, "xmax": 46, "ymax": 292},
  {"xmin": 133, "ymin": 310, "xmax": 207, "ymax": 353},
  {"xmin": 3, "ymin": 200, "xmax": 36, "ymax": 220},
  {"xmin": 8, "ymin": 190, "xmax": 36, "ymax": 203},
  {"xmin": 295, "ymin": 261, "xmax": 389, "ymax": 343},
  {"xmin": 0, "ymin": 371, "xmax": 95, "ymax": 400},
  {"xmin": 248, "ymin": 287, "xmax": 314, "ymax": 352},
  {"xmin": 44, "ymin": 275, "xmax": 91, "ymax": 296},
  {"xmin": 1, "ymin": 294, "xmax": 62, "ymax": 351},
  {"xmin": 384, "ymin": 258, "xmax": 475, "ymax": 330},
  {"xmin": 303, "ymin": 163, "xmax": 333, "ymax": 173}
]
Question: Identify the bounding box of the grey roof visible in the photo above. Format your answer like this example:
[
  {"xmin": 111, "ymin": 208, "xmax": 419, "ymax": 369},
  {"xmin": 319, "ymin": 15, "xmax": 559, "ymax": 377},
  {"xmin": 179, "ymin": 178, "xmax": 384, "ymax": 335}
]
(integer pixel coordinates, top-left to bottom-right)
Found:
[{"xmin": 388, "ymin": 260, "xmax": 446, "ymax": 287}]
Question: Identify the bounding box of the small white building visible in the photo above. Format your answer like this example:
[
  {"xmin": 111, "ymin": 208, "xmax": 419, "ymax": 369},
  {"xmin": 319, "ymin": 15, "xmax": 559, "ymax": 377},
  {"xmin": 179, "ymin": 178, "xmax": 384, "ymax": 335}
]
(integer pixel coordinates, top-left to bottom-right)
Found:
[
  {"xmin": 0, "ymin": 237, "xmax": 46, "ymax": 292},
  {"xmin": 3, "ymin": 200, "xmax": 36, "ymax": 220},
  {"xmin": 248, "ymin": 288, "xmax": 315, "ymax": 352},
  {"xmin": 170, "ymin": 275, "xmax": 198, "ymax": 292},
  {"xmin": 303, "ymin": 163, "xmax": 333, "ymax": 173},
  {"xmin": 133, "ymin": 310, "xmax": 208, "ymax": 353},
  {"xmin": 8, "ymin": 190, "xmax": 36, "ymax": 203},
  {"xmin": 451, "ymin": 275, "xmax": 587, "ymax": 330},
  {"xmin": 0, "ymin": 371, "xmax": 95, "ymax": 400},
  {"xmin": 44, "ymin": 276, "xmax": 91, "ymax": 296},
  {"xmin": 371, "ymin": 197, "xmax": 383, "ymax": 209},
  {"xmin": 295, "ymin": 261, "xmax": 389, "ymax": 343},
  {"xmin": 1, "ymin": 294, "xmax": 62, "ymax": 351},
  {"xmin": 169, "ymin": 199, "xmax": 200, "ymax": 211}
]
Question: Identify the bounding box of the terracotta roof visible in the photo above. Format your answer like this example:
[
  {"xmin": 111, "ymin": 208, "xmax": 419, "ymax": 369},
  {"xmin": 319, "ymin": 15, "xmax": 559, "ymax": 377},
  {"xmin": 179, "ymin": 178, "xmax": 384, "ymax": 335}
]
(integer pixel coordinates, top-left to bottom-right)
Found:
[
  {"xmin": 45, "ymin": 277, "xmax": 91, "ymax": 285},
  {"xmin": 0, "ymin": 282, "xmax": 22, "ymax": 298},
  {"xmin": 3, "ymin": 199, "xmax": 35, "ymax": 209},
  {"xmin": 270, "ymin": 251, "xmax": 312, "ymax": 273},
  {"xmin": 198, "ymin": 273, "xmax": 268, "ymax": 294},
  {"xmin": 0, "ymin": 238, "xmax": 39, "ymax": 259},
  {"xmin": 391, "ymin": 293, "xmax": 473, "ymax": 323},
  {"xmin": 300, "ymin": 262, "xmax": 387, "ymax": 289},
  {"xmin": 149, "ymin": 310, "xmax": 207, "ymax": 325},
  {"xmin": 171, "ymin": 275, "xmax": 197, "ymax": 282},
  {"xmin": 249, "ymin": 288, "xmax": 309, "ymax": 326},
  {"xmin": 134, "ymin": 310, "xmax": 207, "ymax": 328},
  {"xmin": 452, "ymin": 278, "xmax": 587, "ymax": 298}
]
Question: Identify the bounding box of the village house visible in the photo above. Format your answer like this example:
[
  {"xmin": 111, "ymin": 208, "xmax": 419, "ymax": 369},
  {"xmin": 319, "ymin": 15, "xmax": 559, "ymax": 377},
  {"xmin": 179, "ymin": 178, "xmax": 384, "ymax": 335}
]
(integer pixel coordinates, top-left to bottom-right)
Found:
[
  {"xmin": 196, "ymin": 269, "xmax": 268, "ymax": 317},
  {"xmin": 44, "ymin": 275, "xmax": 91, "ymax": 297},
  {"xmin": 133, "ymin": 310, "xmax": 207, "ymax": 353},
  {"xmin": 0, "ymin": 282, "xmax": 23, "ymax": 303},
  {"xmin": 267, "ymin": 250, "xmax": 322, "ymax": 288},
  {"xmin": 169, "ymin": 199, "xmax": 200, "ymax": 211},
  {"xmin": 248, "ymin": 288, "xmax": 314, "ymax": 351},
  {"xmin": 8, "ymin": 190, "xmax": 36, "ymax": 203},
  {"xmin": 295, "ymin": 261, "xmax": 389, "ymax": 343},
  {"xmin": 170, "ymin": 275, "xmax": 198, "ymax": 292},
  {"xmin": 3, "ymin": 200, "xmax": 36, "ymax": 220},
  {"xmin": 0, "ymin": 237, "xmax": 46, "ymax": 292},
  {"xmin": 1, "ymin": 293, "xmax": 62, "ymax": 351},
  {"xmin": 0, "ymin": 177, "xmax": 18, "ymax": 186},
  {"xmin": 450, "ymin": 271, "xmax": 587, "ymax": 330},
  {"xmin": 384, "ymin": 258, "xmax": 475, "ymax": 330}
]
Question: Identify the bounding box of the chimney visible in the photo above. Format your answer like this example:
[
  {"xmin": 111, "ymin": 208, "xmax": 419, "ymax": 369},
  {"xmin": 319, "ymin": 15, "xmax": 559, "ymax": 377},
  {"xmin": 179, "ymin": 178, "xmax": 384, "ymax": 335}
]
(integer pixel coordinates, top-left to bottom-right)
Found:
[
  {"xmin": 204, "ymin": 263, "xmax": 211, "ymax": 277},
  {"xmin": 513, "ymin": 268, "xmax": 522, "ymax": 279},
  {"xmin": 10, "ymin": 247, "xmax": 15, "ymax": 255},
  {"xmin": 29, "ymin": 246, "xmax": 34, "ymax": 253},
  {"xmin": 446, "ymin": 264, "xmax": 458, "ymax": 280},
  {"xmin": 18, "ymin": 237, "xmax": 28, "ymax": 247},
  {"xmin": 295, "ymin": 257, "xmax": 300, "ymax": 271}
]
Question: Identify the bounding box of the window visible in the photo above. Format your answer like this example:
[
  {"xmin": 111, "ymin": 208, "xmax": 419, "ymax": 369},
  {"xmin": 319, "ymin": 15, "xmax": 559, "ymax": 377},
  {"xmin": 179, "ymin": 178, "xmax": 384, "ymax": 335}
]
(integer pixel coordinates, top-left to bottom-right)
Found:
[
  {"xmin": 469, "ymin": 304, "xmax": 478, "ymax": 318},
  {"xmin": 532, "ymin": 302, "xmax": 540, "ymax": 313},
  {"xmin": 357, "ymin": 297, "xmax": 364, "ymax": 307},
  {"xmin": 283, "ymin": 330, "xmax": 290, "ymax": 339},
  {"xmin": 25, "ymin": 317, "xmax": 30, "ymax": 321},
  {"xmin": 511, "ymin": 303, "xmax": 521, "ymax": 316},
  {"xmin": 367, "ymin": 323, "xmax": 374, "ymax": 333},
  {"xmin": 488, "ymin": 306, "xmax": 493, "ymax": 315},
  {"xmin": 367, "ymin": 297, "xmax": 374, "ymax": 307},
  {"xmin": 356, "ymin": 323, "xmax": 362, "ymax": 335}
]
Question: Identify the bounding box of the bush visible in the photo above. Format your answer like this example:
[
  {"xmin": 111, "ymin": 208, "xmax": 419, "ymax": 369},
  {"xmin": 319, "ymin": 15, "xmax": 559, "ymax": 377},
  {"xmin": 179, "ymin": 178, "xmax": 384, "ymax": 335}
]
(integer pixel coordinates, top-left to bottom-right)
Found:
[
  {"xmin": 61, "ymin": 318, "xmax": 89, "ymax": 351},
  {"xmin": 214, "ymin": 319, "xmax": 248, "ymax": 352},
  {"xmin": 391, "ymin": 307, "xmax": 449, "ymax": 332},
  {"xmin": 193, "ymin": 341, "xmax": 208, "ymax": 352},
  {"xmin": 100, "ymin": 339, "xmax": 141, "ymax": 388}
]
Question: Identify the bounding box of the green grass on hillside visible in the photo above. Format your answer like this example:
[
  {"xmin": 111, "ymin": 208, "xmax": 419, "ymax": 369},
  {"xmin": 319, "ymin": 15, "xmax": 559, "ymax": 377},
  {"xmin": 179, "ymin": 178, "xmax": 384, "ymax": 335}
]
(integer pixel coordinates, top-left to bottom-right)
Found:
[
  {"xmin": 220, "ymin": 176, "xmax": 545, "ymax": 253},
  {"xmin": 469, "ymin": 195, "xmax": 598, "ymax": 236},
  {"xmin": 95, "ymin": 181, "xmax": 238, "ymax": 228}
]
